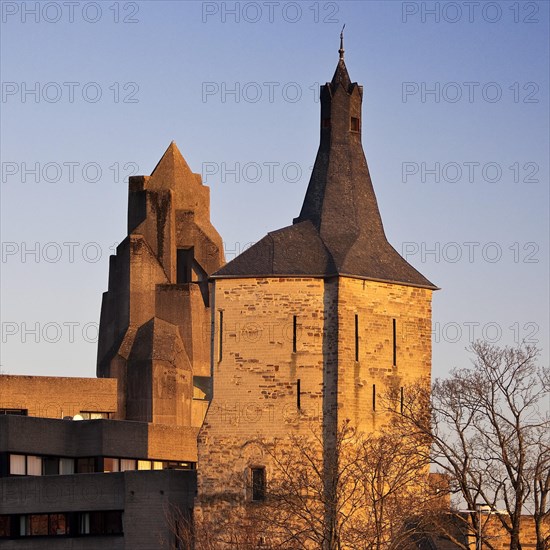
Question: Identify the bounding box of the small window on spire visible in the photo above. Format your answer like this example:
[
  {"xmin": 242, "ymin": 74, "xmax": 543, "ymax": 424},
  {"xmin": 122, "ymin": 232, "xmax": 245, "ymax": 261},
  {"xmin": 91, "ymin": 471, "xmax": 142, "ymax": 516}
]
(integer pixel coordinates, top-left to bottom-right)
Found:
[
  {"xmin": 350, "ymin": 117, "xmax": 360, "ymax": 132},
  {"xmin": 322, "ymin": 118, "xmax": 331, "ymax": 128}
]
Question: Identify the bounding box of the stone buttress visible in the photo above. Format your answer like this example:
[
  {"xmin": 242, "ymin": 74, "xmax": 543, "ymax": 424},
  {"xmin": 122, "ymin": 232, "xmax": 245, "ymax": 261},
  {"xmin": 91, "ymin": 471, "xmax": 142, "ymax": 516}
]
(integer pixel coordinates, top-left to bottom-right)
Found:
[{"xmin": 97, "ymin": 142, "xmax": 224, "ymax": 427}]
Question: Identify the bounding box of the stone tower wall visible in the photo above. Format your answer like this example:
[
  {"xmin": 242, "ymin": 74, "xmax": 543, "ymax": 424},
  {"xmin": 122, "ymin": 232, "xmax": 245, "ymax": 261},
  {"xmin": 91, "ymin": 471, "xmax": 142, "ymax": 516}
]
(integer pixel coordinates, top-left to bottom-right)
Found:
[
  {"xmin": 198, "ymin": 277, "xmax": 328, "ymax": 502},
  {"xmin": 197, "ymin": 276, "xmax": 432, "ymax": 507},
  {"xmin": 337, "ymin": 277, "xmax": 432, "ymax": 432}
]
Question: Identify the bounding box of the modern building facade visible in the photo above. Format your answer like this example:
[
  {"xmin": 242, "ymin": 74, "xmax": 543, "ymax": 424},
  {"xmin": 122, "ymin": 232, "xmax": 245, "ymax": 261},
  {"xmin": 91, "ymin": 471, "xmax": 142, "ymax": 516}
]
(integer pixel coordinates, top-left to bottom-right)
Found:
[{"xmin": 1, "ymin": 140, "xmax": 222, "ymax": 548}]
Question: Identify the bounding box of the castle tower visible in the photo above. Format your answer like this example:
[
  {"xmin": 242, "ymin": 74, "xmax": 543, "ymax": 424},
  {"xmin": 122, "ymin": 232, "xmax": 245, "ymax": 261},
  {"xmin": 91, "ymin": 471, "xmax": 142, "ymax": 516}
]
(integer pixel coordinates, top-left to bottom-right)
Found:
[
  {"xmin": 197, "ymin": 43, "xmax": 437, "ymax": 520},
  {"xmin": 97, "ymin": 142, "xmax": 224, "ymax": 427}
]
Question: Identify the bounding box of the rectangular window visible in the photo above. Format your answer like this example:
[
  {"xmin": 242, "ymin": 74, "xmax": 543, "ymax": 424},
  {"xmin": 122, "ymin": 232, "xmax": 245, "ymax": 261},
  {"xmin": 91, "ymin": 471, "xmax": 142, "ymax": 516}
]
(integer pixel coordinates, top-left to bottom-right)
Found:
[
  {"xmin": 76, "ymin": 458, "xmax": 96, "ymax": 474},
  {"xmin": 77, "ymin": 511, "xmax": 123, "ymax": 536},
  {"xmin": 19, "ymin": 516, "xmax": 27, "ymax": 537},
  {"xmin": 177, "ymin": 248, "xmax": 194, "ymax": 284},
  {"xmin": 120, "ymin": 459, "xmax": 136, "ymax": 472},
  {"xmin": 79, "ymin": 513, "xmax": 90, "ymax": 535},
  {"xmin": 42, "ymin": 457, "xmax": 59, "ymax": 476},
  {"xmin": 9, "ymin": 454, "xmax": 26, "ymax": 475},
  {"xmin": 103, "ymin": 458, "xmax": 120, "ymax": 473},
  {"xmin": 218, "ymin": 310, "xmax": 223, "ymax": 362},
  {"xmin": 27, "ymin": 456, "xmax": 42, "ymax": 476},
  {"xmin": 82, "ymin": 511, "xmax": 124, "ymax": 535},
  {"xmin": 29, "ymin": 514, "xmax": 48, "ymax": 536},
  {"xmin": 372, "ymin": 384, "xmax": 376, "ymax": 412},
  {"xmin": 15, "ymin": 513, "xmax": 70, "ymax": 537},
  {"xmin": 48, "ymin": 513, "xmax": 68, "ymax": 536},
  {"xmin": 0, "ymin": 408, "xmax": 28, "ymax": 415},
  {"xmin": 90, "ymin": 512, "xmax": 103, "ymax": 535},
  {"xmin": 0, "ymin": 515, "xmax": 11, "ymax": 537},
  {"xmin": 350, "ymin": 117, "xmax": 360, "ymax": 131},
  {"xmin": 152, "ymin": 461, "xmax": 164, "ymax": 470},
  {"xmin": 292, "ymin": 315, "xmax": 297, "ymax": 353},
  {"xmin": 392, "ymin": 318, "xmax": 397, "ymax": 366},
  {"xmin": 251, "ymin": 467, "xmax": 266, "ymax": 501},
  {"xmin": 163, "ymin": 461, "xmax": 194, "ymax": 470},
  {"xmin": 297, "ymin": 379, "xmax": 301, "ymax": 410},
  {"xmin": 354, "ymin": 314, "xmax": 359, "ymax": 361},
  {"xmin": 138, "ymin": 460, "xmax": 151, "ymax": 470},
  {"xmin": 80, "ymin": 411, "xmax": 110, "ymax": 419},
  {"xmin": 59, "ymin": 458, "xmax": 74, "ymax": 475}
]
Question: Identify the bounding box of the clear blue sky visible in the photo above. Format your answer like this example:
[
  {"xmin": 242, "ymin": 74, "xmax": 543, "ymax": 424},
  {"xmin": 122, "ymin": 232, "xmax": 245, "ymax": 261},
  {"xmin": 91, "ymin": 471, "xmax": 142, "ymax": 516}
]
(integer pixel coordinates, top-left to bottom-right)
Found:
[{"xmin": 1, "ymin": 0, "xmax": 548, "ymax": 379}]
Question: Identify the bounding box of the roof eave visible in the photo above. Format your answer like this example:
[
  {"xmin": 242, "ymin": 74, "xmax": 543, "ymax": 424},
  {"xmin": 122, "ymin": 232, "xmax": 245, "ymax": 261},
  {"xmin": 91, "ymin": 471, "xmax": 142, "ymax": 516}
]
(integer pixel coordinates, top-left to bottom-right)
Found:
[{"xmin": 210, "ymin": 272, "xmax": 440, "ymax": 291}]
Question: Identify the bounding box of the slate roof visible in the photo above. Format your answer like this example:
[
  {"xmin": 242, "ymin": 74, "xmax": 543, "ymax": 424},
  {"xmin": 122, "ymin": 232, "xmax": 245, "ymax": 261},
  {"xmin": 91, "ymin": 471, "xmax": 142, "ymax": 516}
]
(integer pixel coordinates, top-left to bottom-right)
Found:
[{"xmin": 213, "ymin": 53, "xmax": 437, "ymax": 291}]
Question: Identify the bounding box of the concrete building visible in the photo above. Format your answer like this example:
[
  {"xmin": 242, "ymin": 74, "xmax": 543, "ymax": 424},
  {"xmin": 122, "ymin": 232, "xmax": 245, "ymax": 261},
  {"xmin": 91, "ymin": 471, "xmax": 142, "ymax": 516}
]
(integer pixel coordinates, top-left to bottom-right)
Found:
[
  {"xmin": 1, "ymin": 141, "xmax": 222, "ymax": 548},
  {"xmin": 96, "ymin": 140, "xmax": 224, "ymax": 428},
  {"xmin": 0, "ymin": 414, "xmax": 196, "ymax": 548}
]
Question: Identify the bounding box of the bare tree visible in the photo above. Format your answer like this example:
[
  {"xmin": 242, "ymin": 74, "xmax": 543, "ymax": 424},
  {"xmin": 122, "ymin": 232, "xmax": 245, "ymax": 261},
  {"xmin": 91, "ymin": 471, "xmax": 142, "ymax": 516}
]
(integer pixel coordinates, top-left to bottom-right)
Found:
[
  {"xmin": 165, "ymin": 501, "xmax": 270, "ymax": 549},
  {"xmin": 170, "ymin": 419, "xmax": 445, "ymax": 549},
  {"xmin": 251, "ymin": 420, "xmax": 445, "ymax": 549},
  {"xmin": 530, "ymin": 424, "xmax": 550, "ymax": 550},
  {"xmin": 394, "ymin": 342, "xmax": 549, "ymax": 550},
  {"xmin": 352, "ymin": 428, "xmax": 447, "ymax": 550}
]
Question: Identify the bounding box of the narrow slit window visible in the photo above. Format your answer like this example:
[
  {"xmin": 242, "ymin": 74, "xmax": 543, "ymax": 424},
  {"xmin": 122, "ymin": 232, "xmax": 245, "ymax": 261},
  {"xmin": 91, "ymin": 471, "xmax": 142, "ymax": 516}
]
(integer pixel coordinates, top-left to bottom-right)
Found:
[
  {"xmin": 251, "ymin": 467, "xmax": 266, "ymax": 501},
  {"xmin": 372, "ymin": 384, "xmax": 376, "ymax": 411},
  {"xmin": 350, "ymin": 117, "xmax": 360, "ymax": 132},
  {"xmin": 292, "ymin": 315, "xmax": 297, "ymax": 353},
  {"xmin": 400, "ymin": 387, "xmax": 404, "ymax": 414},
  {"xmin": 392, "ymin": 318, "xmax": 397, "ymax": 366},
  {"xmin": 297, "ymin": 379, "xmax": 301, "ymax": 410},
  {"xmin": 354, "ymin": 314, "xmax": 359, "ymax": 362},
  {"xmin": 218, "ymin": 310, "xmax": 224, "ymax": 362},
  {"xmin": 322, "ymin": 117, "xmax": 331, "ymax": 128}
]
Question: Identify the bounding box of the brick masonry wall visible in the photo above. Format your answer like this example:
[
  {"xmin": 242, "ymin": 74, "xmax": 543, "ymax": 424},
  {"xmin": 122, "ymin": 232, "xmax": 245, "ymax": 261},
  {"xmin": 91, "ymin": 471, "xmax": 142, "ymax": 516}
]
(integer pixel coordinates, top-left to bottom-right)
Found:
[
  {"xmin": 467, "ymin": 514, "xmax": 549, "ymax": 549},
  {"xmin": 337, "ymin": 277, "xmax": 432, "ymax": 432},
  {"xmin": 198, "ymin": 277, "xmax": 327, "ymax": 503},
  {"xmin": 197, "ymin": 276, "xmax": 433, "ymax": 511}
]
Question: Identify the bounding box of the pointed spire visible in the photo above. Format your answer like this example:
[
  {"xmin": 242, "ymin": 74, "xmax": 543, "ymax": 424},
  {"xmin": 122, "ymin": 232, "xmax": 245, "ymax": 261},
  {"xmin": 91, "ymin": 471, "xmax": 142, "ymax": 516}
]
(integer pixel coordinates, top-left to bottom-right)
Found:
[
  {"xmin": 214, "ymin": 42, "xmax": 437, "ymax": 290},
  {"xmin": 339, "ymin": 24, "xmax": 345, "ymax": 60},
  {"xmin": 331, "ymin": 25, "xmax": 351, "ymax": 91},
  {"xmin": 146, "ymin": 140, "xmax": 197, "ymax": 193},
  {"xmin": 292, "ymin": 41, "xmax": 437, "ymax": 289},
  {"xmin": 151, "ymin": 141, "xmax": 191, "ymax": 179}
]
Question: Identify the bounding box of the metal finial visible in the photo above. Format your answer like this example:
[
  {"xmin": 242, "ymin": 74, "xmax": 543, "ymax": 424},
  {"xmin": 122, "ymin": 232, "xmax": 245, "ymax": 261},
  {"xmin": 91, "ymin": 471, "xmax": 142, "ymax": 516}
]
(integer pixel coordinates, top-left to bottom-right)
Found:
[{"xmin": 339, "ymin": 24, "xmax": 345, "ymax": 59}]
